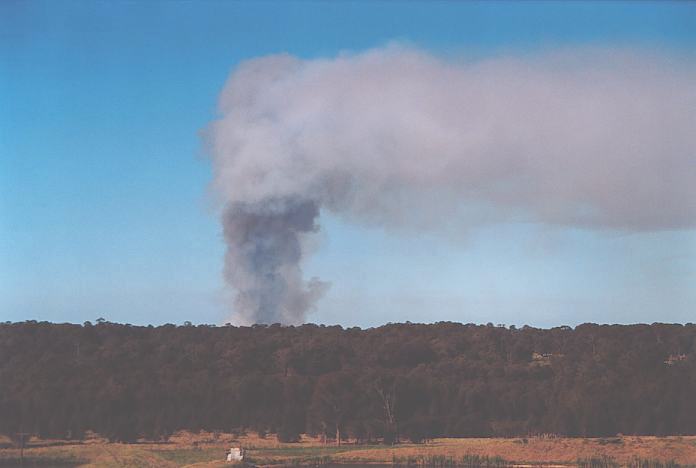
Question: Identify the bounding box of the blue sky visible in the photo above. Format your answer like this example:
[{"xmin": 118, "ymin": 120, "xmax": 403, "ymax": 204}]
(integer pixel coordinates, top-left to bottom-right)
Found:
[{"xmin": 1, "ymin": 1, "xmax": 695, "ymax": 327}]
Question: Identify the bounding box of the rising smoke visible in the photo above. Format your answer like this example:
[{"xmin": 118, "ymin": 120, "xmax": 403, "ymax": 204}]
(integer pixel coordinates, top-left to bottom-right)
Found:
[
  {"xmin": 222, "ymin": 197, "xmax": 328, "ymax": 325},
  {"xmin": 207, "ymin": 45, "xmax": 696, "ymax": 325}
]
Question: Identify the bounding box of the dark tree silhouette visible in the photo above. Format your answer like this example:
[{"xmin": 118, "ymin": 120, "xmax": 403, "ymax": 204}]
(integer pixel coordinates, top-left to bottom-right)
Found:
[{"xmin": 1, "ymin": 321, "xmax": 695, "ymax": 443}]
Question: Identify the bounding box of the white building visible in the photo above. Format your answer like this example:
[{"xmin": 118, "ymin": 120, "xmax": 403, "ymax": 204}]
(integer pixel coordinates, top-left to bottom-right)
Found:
[{"xmin": 227, "ymin": 447, "xmax": 244, "ymax": 462}]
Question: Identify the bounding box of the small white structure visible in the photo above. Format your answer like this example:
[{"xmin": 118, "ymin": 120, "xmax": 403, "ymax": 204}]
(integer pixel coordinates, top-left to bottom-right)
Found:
[{"xmin": 226, "ymin": 447, "xmax": 244, "ymax": 462}]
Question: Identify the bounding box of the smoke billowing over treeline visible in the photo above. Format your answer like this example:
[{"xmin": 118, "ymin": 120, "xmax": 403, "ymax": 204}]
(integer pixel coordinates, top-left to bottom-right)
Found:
[
  {"xmin": 2, "ymin": 321, "xmax": 696, "ymax": 443},
  {"xmin": 207, "ymin": 46, "xmax": 696, "ymax": 325}
]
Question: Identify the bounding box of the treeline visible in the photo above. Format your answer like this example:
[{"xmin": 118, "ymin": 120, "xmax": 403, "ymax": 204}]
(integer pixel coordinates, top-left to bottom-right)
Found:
[{"xmin": 1, "ymin": 321, "xmax": 695, "ymax": 443}]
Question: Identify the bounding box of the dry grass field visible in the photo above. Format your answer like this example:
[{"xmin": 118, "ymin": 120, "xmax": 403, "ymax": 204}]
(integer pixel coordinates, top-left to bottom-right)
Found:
[
  {"xmin": 1, "ymin": 432, "xmax": 696, "ymax": 467},
  {"xmin": 331, "ymin": 436, "xmax": 696, "ymax": 466}
]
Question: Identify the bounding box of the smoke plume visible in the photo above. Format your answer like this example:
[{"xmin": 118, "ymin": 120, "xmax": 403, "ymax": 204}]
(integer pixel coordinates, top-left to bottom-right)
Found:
[
  {"xmin": 208, "ymin": 45, "xmax": 696, "ymax": 325},
  {"xmin": 222, "ymin": 197, "xmax": 328, "ymax": 325}
]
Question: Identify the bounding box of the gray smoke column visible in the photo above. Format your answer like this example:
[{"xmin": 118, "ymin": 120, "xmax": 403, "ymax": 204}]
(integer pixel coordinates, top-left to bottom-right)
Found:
[
  {"xmin": 222, "ymin": 197, "xmax": 328, "ymax": 325},
  {"xmin": 207, "ymin": 45, "xmax": 696, "ymax": 325}
]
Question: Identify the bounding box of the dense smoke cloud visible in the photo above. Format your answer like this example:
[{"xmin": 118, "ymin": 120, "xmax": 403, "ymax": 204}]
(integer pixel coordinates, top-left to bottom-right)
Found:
[
  {"xmin": 222, "ymin": 198, "xmax": 328, "ymax": 325},
  {"xmin": 208, "ymin": 46, "xmax": 696, "ymax": 325}
]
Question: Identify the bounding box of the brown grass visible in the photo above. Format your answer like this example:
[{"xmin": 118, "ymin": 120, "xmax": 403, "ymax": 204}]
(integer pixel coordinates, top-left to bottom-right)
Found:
[
  {"xmin": 331, "ymin": 437, "xmax": 696, "ymax": 466},
  {"xmin": 1, "ymin": 433, "xmax": 695, "ymax": 467}
]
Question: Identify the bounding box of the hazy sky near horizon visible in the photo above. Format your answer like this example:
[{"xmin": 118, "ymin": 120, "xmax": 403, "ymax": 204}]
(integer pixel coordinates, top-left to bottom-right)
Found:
[{"xmin": 2, "ymin": 1, "xmax": 695, "ymax": 327}]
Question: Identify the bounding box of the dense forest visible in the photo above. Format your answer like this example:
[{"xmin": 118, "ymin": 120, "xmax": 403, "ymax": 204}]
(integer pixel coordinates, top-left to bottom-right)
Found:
[{"xmin": 1, "ymin": 321, "xmax": 695, "ymax": 443}]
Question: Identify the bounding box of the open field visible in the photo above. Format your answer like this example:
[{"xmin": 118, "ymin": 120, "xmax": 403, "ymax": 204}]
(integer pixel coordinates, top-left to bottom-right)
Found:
[{"xmin": 2, "ymin": 433, "xmax": 696, "ymax": 467}]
